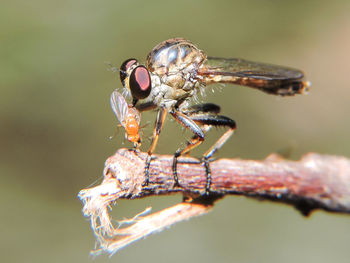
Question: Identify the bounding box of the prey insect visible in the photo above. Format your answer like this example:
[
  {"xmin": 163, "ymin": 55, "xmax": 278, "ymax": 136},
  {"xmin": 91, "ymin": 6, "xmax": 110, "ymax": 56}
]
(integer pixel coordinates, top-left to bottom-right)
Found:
[
  {"xmin": 118, "ymin": 38, "xmax": 309, "ymax": 194},
  {"xmin": 110, "ymin": 90, "xmax": 141, "ymax": 149}
]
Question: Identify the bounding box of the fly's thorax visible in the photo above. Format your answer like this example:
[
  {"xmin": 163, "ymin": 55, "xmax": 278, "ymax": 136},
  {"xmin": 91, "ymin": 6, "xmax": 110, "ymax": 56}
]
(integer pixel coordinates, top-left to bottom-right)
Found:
[
  {"xmin": 148, "ymin": 82, "xmax": 180, "ymax": 110},
  {"xmin": 146, "ymin": 38, "xmax": 206, "ymax": 79},
  {"xmin": 143, "ymin": 38, "xmax": 208, "ymax": 110},
  {"xmin": 148, "ymin": 72, "xmax": 199, "ymax": 110}
]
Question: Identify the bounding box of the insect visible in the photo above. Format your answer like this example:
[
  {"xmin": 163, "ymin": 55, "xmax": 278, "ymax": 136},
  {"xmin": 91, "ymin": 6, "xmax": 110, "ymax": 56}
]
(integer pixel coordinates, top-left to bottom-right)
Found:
[
  {"xmin": 118, "ymin": 38, "xmax": 309, "ymax": 193},
  {"xmin": 110, "ymin": 90, "xmax": 141, "ymax": 149}
]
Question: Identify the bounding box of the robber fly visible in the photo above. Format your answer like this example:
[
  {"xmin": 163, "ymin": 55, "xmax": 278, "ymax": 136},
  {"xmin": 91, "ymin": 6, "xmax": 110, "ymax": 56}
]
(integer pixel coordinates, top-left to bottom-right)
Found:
[
  {"xmin": 118, "ymin": 38, "xmax": 309, "ymax": 193},
  {"xmin": 110, "ymin": 90, "xmax": 141, "ymax": 149}
]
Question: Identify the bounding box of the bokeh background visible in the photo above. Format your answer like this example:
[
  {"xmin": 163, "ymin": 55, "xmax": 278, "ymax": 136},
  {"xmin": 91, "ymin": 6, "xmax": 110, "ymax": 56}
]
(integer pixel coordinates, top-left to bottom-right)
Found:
[{"xmin": 1, "ymin": 0, "xmax": 350, "ymax": 262}]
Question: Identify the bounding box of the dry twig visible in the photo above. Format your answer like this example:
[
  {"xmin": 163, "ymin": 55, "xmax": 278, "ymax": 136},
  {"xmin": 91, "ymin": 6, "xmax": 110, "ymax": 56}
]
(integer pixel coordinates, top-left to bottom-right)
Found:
[{"xmin": 78, "ymin": 148, "xmax": 350, "ymax": 255}]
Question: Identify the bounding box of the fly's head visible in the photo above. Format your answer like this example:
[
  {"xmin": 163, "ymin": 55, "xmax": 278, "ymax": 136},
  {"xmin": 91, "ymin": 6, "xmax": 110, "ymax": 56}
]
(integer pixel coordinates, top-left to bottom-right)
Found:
[{"xmin": 120, "ymin": 58, "xmax": 152, "ymax": 105}]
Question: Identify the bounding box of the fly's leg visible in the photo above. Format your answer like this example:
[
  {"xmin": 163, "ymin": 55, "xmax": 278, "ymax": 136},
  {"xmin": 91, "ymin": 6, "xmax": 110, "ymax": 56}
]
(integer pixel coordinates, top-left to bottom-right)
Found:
[
  {"xmin": 173, "ymin": 135, "xmax": 203, "ymax": 187},
  {"xmin": 190, "ymin": 114, "xmax": 236, "ymax": 194},
  {"xmin": 170, "ymin": 110, "xmax": 205, "ymax": 187},
  {"xmin": 174, "ymin": 103, "xmax": 236, "ymax": 194},
  {"xmin": 184, "ymin": 103, "xmax": 221, "ymax": 115},
  {"xmin": 179, "ymin": 103, "xmax": 222, "ymax": 157},
  {"xmin": 143, "ymin": 107, "xmax": 167, "ymax": 186}
]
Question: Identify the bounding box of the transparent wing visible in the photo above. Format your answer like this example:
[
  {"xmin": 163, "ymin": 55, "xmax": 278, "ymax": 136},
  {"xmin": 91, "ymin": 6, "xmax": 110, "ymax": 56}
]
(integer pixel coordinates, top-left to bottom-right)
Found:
[
  {"xmin": 110, "ymin": 90, "xmax": 129, "ymax": 126},
  {"xmin": 198, "ymin": 57, "xmax": 309, "ymax": 96}
]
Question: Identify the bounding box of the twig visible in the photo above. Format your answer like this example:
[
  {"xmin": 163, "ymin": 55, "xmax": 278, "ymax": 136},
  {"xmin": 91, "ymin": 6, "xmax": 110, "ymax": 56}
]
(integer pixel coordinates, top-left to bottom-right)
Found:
[
  {"xmin": 78, "ymin": 148, "xmax": 350, "ymax": 255},
  {"xmin": 104, "ymin": 148, "xmax": 350, "ymax": 214}
]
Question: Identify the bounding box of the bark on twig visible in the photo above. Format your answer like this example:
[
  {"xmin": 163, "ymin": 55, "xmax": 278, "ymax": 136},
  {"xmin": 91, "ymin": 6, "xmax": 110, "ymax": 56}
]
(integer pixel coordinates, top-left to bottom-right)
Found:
[
  {"xmin": 78, "ymin": 148, "xmax": 350, "ymax": 255},
  {"xmin": 104, "ymin": 149, "xmax": 350, "ymax": 215}
]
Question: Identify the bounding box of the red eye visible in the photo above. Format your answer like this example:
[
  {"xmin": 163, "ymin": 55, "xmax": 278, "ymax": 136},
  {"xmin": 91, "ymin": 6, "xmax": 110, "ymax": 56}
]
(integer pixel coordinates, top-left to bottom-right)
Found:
[
  {"xmin": 120, "ymin": 58, "xmax": 138, "ymax": 83},
  {"xmin": 129, "ymin": 65, "xmax": 152, "ymax": 99}
]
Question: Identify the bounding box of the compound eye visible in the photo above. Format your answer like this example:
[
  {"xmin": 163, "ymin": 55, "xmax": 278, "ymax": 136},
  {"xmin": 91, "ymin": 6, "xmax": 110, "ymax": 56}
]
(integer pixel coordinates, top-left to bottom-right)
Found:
[
  {"xmin": 129, "ymin": 65, "xmax": 152, "ymax": 99},
  {"xmin": 120, "ymin": 58, "xmax": 138, "ymax": 83}
]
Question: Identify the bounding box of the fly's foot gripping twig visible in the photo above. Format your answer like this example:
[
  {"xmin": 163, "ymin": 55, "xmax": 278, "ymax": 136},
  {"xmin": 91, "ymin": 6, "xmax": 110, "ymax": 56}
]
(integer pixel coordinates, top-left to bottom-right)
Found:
[
  {"xmin": 143, "ymin": 154, "xmax": 155, "ymax": 186},
  {"xmin": 202, "ymin": 156, "xmax": 214, "ymax": 195}
]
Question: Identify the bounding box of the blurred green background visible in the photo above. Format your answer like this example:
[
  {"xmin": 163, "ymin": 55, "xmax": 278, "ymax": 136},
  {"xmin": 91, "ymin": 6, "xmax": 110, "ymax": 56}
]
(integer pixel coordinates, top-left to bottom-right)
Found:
[{"xmin": 1, "ymin": 0, "xmax": 350, "ymax": 262}]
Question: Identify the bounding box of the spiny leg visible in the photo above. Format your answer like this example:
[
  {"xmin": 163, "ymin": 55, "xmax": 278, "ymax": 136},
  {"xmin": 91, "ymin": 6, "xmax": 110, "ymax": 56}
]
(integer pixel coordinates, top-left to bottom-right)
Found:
[
  {"xmin": 190, "ymin": 114, "xmax": 236, "ymax": 194},
  {"xmin": 177, "ymin": 103, "xmax": 220, "ymax": 159},
  {"xmin": 171, "ymin": 103, "xmax": 224, "ymax": 189},
  {"xmin": 179, "ymin": 103, "xmax": 222, "ymax": 157},
  {"xmin": 170, "ymin": 110, "xmax": 205, "ymax": 187},
  {"xmin": 192, "ymin": 115, "xmax": 236, "ymax": 160},
  {"xmin": 143, "ymin": 107, "xmax": 167, "ymax": 186},
  {"xmin": 177, "ymin": 103, "xmax": 236, "ymax": 194},
  {"xmin": 184, "ymin": 103, "xmax": 221, "ymax": 115}
]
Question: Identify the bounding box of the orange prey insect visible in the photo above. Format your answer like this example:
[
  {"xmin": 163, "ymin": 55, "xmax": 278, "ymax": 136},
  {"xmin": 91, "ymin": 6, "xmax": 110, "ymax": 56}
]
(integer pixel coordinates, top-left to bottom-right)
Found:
[{"xmin": 110, "ymin": 90, "xmax": 141, "ymax": 148}]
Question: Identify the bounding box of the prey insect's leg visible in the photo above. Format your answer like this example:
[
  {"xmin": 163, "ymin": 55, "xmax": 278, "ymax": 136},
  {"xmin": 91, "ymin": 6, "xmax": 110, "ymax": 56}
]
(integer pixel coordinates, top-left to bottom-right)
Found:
[
  {"xmin": 170, "ymin": 110, "xmax": 205, "ymax": 187},
  {"xmin": 190, "ymin": 114, "xmax": 236, "ymax": 194},
  {"xmin": 144, "ymin": 107, "xmax": 167, "ymax": 186}
]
